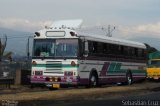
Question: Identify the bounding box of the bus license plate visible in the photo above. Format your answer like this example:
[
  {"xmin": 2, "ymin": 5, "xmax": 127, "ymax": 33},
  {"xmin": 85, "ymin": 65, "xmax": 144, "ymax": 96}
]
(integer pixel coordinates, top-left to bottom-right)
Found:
[{"xmin": 53, "ymin": 84, "xmax": 60, "ymax": 88}]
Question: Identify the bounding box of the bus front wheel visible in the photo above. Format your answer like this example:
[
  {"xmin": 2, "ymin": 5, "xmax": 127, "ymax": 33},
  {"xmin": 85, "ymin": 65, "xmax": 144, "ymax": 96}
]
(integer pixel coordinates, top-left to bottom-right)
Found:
[{"xmin": 89, "ymin": 73, "xmax": 98, "ymax": 87}]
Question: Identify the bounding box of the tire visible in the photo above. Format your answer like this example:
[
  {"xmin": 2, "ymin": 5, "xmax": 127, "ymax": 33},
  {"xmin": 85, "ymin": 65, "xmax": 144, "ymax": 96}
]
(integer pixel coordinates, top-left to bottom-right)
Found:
[
  {"xmin": 126, "ymin": 72, "xmax": 132, "ymax": 85},
  {"xmin": 89, "ymin": 72, "xmax": 98, "ymax": 87}
]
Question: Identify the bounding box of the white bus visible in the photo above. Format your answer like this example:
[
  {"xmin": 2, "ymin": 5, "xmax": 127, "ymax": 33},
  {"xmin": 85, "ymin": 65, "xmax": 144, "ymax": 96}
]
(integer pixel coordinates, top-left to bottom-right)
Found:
[{"xmin": 30, "ymin": 20, "xmax": 147, "ymax": 89}]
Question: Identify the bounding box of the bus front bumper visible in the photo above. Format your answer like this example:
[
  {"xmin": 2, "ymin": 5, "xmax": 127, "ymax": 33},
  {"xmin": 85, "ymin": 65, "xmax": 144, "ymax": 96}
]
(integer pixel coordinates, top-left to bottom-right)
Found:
[{"xmin": 31, "ymin": 75, "xmax": 80, "ymax": 85}]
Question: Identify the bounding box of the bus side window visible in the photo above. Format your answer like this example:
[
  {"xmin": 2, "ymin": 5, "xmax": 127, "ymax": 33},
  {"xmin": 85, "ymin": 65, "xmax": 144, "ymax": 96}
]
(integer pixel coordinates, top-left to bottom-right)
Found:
[
  {"xmin": 88, "ymin": 41, "xmax": 95, "ymax": 56},
  {"xmin": 108, "ymin": 44, "xmax": 112, "ymax": 54},
  {"xmin": 79, "ymin": 39, "xmax": 84, "ymax": 57},
  {"xmin": 88, "ymin": 41, "xmax": 92, "ymax": 55},
  {"xmin": 103, "ymin": 43, "xmax": 108, "ymax": 56},
  {"xmin": 97, "ymin": 42, "xmax": 103, "ymax": 56},
  {"xmin": 123, "ymin": 46, "xmax": 129, "ymax": 56},
  {"xmin": 135, "ymin": 48, "xmax": 138, "ymax": 57},
  {"xmin": 139, "ymin": 48, "xmax": 145, "ymax": 59},
  {"xmin": 93, "ymin": 42, "xmax": 97, "ymax": 54}
]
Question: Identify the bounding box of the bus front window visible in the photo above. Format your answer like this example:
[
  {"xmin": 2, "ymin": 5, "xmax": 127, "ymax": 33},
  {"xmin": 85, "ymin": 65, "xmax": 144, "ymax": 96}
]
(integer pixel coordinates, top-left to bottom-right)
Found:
[{"xmin": 33, "ymin": 39, "xmax": 78, "ymax": 58}]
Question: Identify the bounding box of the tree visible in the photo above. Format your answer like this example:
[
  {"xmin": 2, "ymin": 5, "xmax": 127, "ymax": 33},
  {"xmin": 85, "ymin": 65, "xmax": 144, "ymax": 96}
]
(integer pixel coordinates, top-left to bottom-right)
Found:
[
  {"xmin": 0, "ymin": 35, "xmax": 12, "ymax": 61},
  {"xmin": 144, "ymin": 43, "xmax": 158, "ymax": 54},
  {"xmin": 144, "ymin": 43, "xmax": 158, "ymax": 60}
]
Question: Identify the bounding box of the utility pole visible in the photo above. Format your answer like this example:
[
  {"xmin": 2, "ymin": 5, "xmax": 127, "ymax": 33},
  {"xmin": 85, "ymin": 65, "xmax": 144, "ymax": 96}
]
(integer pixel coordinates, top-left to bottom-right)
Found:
[
  {"xmin": 27, "ymin": 36, "xmax": 33, "ymax": 59},
  {"xmin": 102, "ymin": 25, "xmax": 115, "ymax": 37},
  {"xmin": 107, "ymin": 25, "xmax": 111, "ymax": 37}
]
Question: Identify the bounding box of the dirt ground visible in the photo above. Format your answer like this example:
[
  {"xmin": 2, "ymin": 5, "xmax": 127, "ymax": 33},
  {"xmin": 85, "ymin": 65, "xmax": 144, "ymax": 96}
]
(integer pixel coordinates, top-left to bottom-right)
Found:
[{"xmin": 0, "ymin": 80, "xmax": 160, "ymax": 102}]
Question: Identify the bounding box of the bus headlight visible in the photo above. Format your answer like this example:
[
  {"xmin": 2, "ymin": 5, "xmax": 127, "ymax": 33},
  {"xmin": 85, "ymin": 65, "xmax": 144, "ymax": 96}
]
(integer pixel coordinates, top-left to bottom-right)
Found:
[
  {"xmin": 32, "ymin": 61, "xmax": 37, "ymax": 65},
  {"xmin": 71, "ymin": 61, "xmax": 76, "ymax": 66}
]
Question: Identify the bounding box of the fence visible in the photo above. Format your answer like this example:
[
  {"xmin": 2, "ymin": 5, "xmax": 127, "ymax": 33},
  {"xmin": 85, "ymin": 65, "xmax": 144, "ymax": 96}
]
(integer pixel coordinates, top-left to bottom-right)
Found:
[{"xmin": 0, "ymin": 60, "xmax": 31, "ymax": 89}]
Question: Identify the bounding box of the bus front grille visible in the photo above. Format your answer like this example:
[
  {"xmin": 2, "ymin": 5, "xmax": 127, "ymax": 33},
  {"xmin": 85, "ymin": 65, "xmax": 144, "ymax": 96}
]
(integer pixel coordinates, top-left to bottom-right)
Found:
[{"xmin": 45, "ymin": 61, "xmax": 62, "ymax": 73}]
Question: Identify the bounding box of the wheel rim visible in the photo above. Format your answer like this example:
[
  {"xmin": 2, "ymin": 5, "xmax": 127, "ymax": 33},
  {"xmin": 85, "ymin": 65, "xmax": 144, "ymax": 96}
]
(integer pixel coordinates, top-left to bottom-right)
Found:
[
  {"xmin": 127, "ymin": 75, "xmax": 132, "ymax": 85},
  {"xmin": 91, "ymin": 75, "xmax": 97, "ymax": 86}
]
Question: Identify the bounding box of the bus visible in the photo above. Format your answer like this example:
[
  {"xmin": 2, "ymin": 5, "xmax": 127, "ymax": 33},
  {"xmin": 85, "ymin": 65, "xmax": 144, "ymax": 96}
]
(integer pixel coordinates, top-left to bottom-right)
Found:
[
  {"xmin": 147, "ymin": 59, "xmax": 160, "ymax": 80},
  {"xmin": 30, "ymin": 20, "xmax": 147, "ymax": 89}
]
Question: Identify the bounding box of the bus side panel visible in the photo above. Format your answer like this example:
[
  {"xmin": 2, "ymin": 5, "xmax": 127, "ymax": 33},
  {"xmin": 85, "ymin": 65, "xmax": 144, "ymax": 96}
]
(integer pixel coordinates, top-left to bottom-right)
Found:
[
  {"xmin": 78, "ymin": 60, "xmax": 146, "ymax": 85},
  {"xmin": 120, "ymin": 62, "xmax": 146, "ymax": 82}
]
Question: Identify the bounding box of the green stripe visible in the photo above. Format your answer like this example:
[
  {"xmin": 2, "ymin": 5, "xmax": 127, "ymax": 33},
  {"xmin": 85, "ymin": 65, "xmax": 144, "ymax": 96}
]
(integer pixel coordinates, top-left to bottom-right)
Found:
[
  {"xmin": 32, "ymin": 64, "xmax": 79, "ymax": 68},
  {"xmin": 108, "ymin": 62, "xmax": 146, "ymax": 74},
  {"xmin": 108, "ymin": 63, "xmax": 117, "ymax": 72},
  {"xmin": 114, "ymin": 63, "xmax": 122, "ymax": 70}
]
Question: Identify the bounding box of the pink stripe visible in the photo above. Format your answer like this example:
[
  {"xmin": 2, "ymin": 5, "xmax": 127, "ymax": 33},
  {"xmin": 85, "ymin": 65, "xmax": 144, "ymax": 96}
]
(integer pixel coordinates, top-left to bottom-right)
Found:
[{"xmin": 99, "ymin": 62, "xmax": 110, "ymax": 76}]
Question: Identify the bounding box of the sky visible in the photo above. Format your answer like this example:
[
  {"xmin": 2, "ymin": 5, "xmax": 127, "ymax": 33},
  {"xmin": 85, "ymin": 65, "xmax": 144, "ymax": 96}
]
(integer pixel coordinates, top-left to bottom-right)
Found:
[{"xmin": 0, "ymin": 0, "xmax": 160, "ymax": 51}]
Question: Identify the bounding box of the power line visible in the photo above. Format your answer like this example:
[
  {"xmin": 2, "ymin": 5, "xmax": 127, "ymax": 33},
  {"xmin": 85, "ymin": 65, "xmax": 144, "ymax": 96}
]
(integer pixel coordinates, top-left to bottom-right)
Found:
[
  {"xmin": 1, "ymin": 33, "xmax": 33, "ymax": 36},
  {"xmin": 7, "ymin": 36, "xmax": 33, "ymax": 39},
  {"xmin": 0, "ymin": 33, "xmax": 33, "ymax": 36},
  {"xmin": 0, "ymin": 33, "xmax": 34, "ymax": 39}
]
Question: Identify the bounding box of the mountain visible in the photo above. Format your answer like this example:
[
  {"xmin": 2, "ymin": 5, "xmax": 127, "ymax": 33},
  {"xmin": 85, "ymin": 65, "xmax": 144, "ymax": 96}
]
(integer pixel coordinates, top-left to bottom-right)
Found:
[
  {"xmin": 0, "ymin": 27, "xmax": 159, "ymax": 59},
  {"xmin": 0, "ymin": 27, "xmax": 33, "ymax": 56}
]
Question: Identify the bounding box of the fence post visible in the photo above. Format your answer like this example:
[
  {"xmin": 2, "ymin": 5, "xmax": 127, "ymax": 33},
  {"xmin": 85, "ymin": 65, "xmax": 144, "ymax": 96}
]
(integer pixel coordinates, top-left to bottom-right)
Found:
[{"xmin": 15, "ymin": 68, "xmax": 21, "ymax": 85}]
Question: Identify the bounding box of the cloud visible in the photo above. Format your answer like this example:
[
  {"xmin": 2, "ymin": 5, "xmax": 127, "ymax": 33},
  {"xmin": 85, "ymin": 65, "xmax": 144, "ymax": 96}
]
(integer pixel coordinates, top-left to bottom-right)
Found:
[
  {"xmin": 0, "ymin": 18, "xmax": 53, "ymax": 32},
  {"xmin": 117, "ymin": 22, "xmax": 160, "ymax": 39},
  {"xmin": 0, "ymin": 18, "xmax": 160, "ymax": 40},
  {"xmin": 136, "ymin": 23, "xmax": 160, "ymax": 34}
]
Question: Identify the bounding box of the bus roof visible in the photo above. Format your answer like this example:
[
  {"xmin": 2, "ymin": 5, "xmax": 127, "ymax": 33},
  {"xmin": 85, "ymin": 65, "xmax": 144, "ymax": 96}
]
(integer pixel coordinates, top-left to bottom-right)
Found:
[
  {"xmin": 34, "ymin": 19, "xmax": 146, "ymax": 49},
  {"xmin": 76, "ymin": 31, "xmax": 146, "ymax": 49},
  {"xmin": 34, "ymin": 28, "xmax": 146, "ymax": 49}
]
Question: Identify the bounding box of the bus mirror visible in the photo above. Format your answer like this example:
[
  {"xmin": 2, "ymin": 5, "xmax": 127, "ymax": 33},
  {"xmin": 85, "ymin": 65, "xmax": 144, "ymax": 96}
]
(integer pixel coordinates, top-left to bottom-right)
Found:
[
  {"xmin": 84, "ymin": 41, "xmax": 89, "ymax": 57},
  {"xmin": 84, "ymin": 50, "xmax": 89, "ymax": 57}
]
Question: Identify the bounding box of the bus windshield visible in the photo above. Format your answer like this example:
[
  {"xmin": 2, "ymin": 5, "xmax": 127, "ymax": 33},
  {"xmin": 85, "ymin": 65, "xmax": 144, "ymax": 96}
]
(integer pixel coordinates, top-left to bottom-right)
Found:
[
  {"xmin": 33, "ymin": 39, "xmax": 78, "ymax": 58},
  {"xmin": 148, "ymin": 60, "xmax": 160, "ymax": 68}
]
